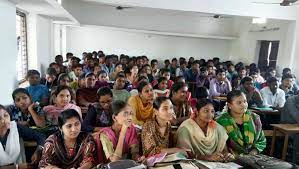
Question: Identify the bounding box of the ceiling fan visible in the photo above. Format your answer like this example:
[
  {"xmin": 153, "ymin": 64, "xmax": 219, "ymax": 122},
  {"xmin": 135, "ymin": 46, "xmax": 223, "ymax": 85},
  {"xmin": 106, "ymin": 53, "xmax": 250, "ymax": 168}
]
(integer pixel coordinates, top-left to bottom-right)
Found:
[
  {"xmin": 249, "ymin": 26, "xmax": 280, "ymax": 32},
  {"xmin": 200, "ymin": 14, "xmax": 232, "ymax": 19},
  {"xmin": 252, "ymin": 0, "xmax": 299, "ymax": 6},
  {"xmin": 102, "ymin": 4, "xmax": 133, "ymax": 10}
]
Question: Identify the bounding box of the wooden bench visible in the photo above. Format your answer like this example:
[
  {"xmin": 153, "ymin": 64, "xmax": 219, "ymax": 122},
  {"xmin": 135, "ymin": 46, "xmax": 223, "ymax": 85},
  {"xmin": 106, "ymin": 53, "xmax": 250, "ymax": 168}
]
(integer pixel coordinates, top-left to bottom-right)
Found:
[{"xmin": 263, "ymin": 129, "xmax": 284, "ymax": 137}]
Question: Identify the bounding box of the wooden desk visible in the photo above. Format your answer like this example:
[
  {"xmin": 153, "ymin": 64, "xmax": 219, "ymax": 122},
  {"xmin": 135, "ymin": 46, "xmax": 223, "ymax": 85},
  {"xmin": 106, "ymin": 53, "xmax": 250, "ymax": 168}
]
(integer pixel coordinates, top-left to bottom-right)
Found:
[
  {"xmin": 249, "ymin": 108, "xmax": 280, "ymax": 115},
  {"xmin": 213, "ymin": 96, "xmax": 227, "ymax": 102},
  {"xmin": 270, "ymin": 124, "xmax": 299, "ymax": 160}
]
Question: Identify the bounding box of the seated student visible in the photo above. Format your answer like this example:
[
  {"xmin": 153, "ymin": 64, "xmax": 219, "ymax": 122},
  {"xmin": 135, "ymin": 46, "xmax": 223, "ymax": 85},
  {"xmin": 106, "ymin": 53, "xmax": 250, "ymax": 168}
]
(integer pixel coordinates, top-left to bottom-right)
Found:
[
  {"xmin": 0, "ymin": 105, "xmax": 45, "ymax": 168},
  {"xmin": 49, "ymin": 62, "xmax": 61, "ymax": 77},
  {"xmin": 126, "ymin": 65, "xmax": 139, "ymax": 87},
  {"xmin": 82, "ymin": 55, "xmax": 95, "ymax": 74},
  {"xmin": 95, "ymin": 100, "xmax": 141, "ymax": 163},
  {"xmin": 70, "ymin": 73, "xmax": 86, "ymax": 91},
  {"xmin": 176, "ymin": 99, "xmax": 234, "ymax": 162},
  {"xmin": 140, "ymin": 64, "xmax": 154, "ymax": 83},
  {"xmin": 217, "ymin": 90, "xmax": 266, "ymax": 155},
  {"xmin": 240, "ymin": 76, "xmax": 264, "ymax": 108},
  {"xmin": 170, "ymin": 58, "xmax": 178, "ymax": 79},
  {"xmin": 237, "ymin": 66, "xmax": 247, "ymax": 80},
  {"xmin": 128, "ymin": 81, "xmax": 155, "ymax": 126},
  {"xmin": 109, "ymin": 63, "xmax": 123, "ymax": 81},
  {"xmin": 68, "ymin": 63, "xmax": 83, "ymax": 82},
  {"xmin": 40, "ymin": 67, "xmax": 57, "ymax": 91},
  {"xmin": 151, "ymin": 59, "xmax": 160, "ymax": 78},
  {"xmin": 175, "ymin": 60, "xmax": 188, "ymax": 78},
  {"xmin": 50, "ymin": 73, "xmax": 76, "ymax": 104},
  {"xmin": 76, "ymin": 72, "xmax": 98, "ymax": 108},
  {"xmin": 207, "ymin": 65, "xmax": 216, "ymax": 80},
  {"xmin": 129, "ymin": 75, "xmax": 149, "ymax": 96},
  {"xmin": 226, "ymin": 63, "xmax": 238, "ymax": 81},
  {"xmin": 153, "ymin": 77, "xmax": 170, "ymax": 98},
  {"xmin": 264, "ymin": 67, "xmax": 278, "ymax": 81},
  {"xmin": 170, "ymin": 82, "xmax": 191, "ymax": 126},
  {"xmin": 160, "ymin": 68, "xmax": 174, "ymax": 89},
  {"xmin": 209, "ymin": 68, "xmax": 232, "ymax": 98},
  {"xmin": 280, "ymin": 74, "xmax": 299, "ymax": 100},
  {"xmin": 25, "ymin": 70, "xmax": 49, "ymax": 106},
  {"xmin": 43, "ymin": 86, "xmax": 81, "ymax": 125},
  {"xmin": 39, "ymin": 109, "xmax": 95, "ymax": 169},
  {"xmin": 260, "ymin": 77, "xmax": 286, "ymax": 109},
  {"xmin": 195, "ymin": 86, "xmax": 209, "ymax": 100},
  {"xmin": 142, "ymin": 97, "xmax": 187, "ymax": 157},
  {"xmin": 196, "ymin": 67, "xmax": 210, "ymax": 89},
  {"xmin": 82, "ymin": 87, "xmax": 113, "ymax": 132},
  {"xmin": 7, "ymin": 88, "xmax": 46, "ymax": 127},
  {"xmin": 249, "ymin": 71, "xmax": 263, "ymax": 90},
  {"xmin": 251, "ymin": 68, "xmax": 265, "ymax": 84},
  {"xmin": 54, "ymin": 54, "xmax": 67, "ymax": 73},
  {"xmin": 93, "ymin": 63, "xmax": 102, "ymax": 77},
  {"xmin": 95, "ymin": 70, "xmax": 110, "ymax": 89},
  {"xmin": 112, "ymin": 73, "xmax": 131, "ymax": 102}
]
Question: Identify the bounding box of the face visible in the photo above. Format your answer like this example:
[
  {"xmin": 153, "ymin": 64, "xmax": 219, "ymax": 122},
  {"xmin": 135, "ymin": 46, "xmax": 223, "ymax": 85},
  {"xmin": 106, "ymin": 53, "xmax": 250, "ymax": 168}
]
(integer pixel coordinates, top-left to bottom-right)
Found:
[
  {"xmin": 85, "ymin": 75, "xmax": 96, "ymax": 88},
  {"xmin": 120, "ymin": 58, "xmax": 127, "ymax": 65},
  {"xmin": 151, "ymin": 62, "xmax": 158, "ymax": 70},
  {"xmin": 173, "ymin": 86, "xmax": 188, "ymax": 102},
  {"xmin": 144, "ymin": 66, "xmax": 151, "ymax": 74},
  {"xmin": 131, "ymin": 66, "xmax": 139, "ymax": 74},
  {"xmin": 98, "ymin": 73, "xmax": 108, "ymax": 82},
  {"xmin": 196, "ymin": 104, "xmax": 215, "ymax": 123},
  {"xmin": 79, "ymin": 78, "xmax": 85, "ymax": 88},
  {"xmin": 192, "ymin": 64, "xmax": 200, "ymax": 73},
  {"xmin": 208, "ymin": 67, "xmax": 215, "ymax": 75},
  {"xmin": 46, "ymin": 74, "xmax": 56, "ymax": 83},
  {"xmin": 239, "ymin": 70, "xmax": 247, "ymax": 78},
  {"xmin": 180, "ymin": 63, "xmax": 187, "ymax": 69},
  {"xmin": 99, "ymin": 57, "xmax": 105, "ymax": 64},
  {"xmin": 171, "ymin": 60, "xmax": 177, "ymax": 67},
  {"xmin": 140, "ymin": 84, "xmax": 154, "ymax": 103},
  {"xmin": 70, "ymin": 58, "xmax": 78, "ymax": 66},
  {"xmin": 74, "ymin": 67, "xmax": 82, "ymax": 77},
  {"xmin": 162, "ymin": 72, "xmax": 171, "ymax": 80},
  {"xmin": 114, "ymin": 77, "xmax": 126, "ymax": 90},
  {"xmin": 228, "ymin": 94, "xmax": 248, "ymax": 115},
  {"xmin": 55, "ymin": 89, "xmax": 71, "ymax": 107},
  {"xmin": 217, "ymin": 72, "xmax": 226, "ymax": 82},
  {"xmin": 115, "ymin": 65, "xmax": 123, "ymax": 73},
  {"xmin": 28, "ymin": 74, "xmax": 41, "ymax": 86},
  {"xmin": 158, "ymin": 80, "xmax": 168, "ymax": 90},
  {"xmin": 87, "ymin": 59, "xmax": 94, "ymax": 67},
  {"xmin": 51, "ymin": 64, "xmax": 61, "ymax": 75},
  {"xmin": 99, "ymin": 94, "xmax": 113, "ymax": 110},
  {"xmin": 155, "ymin": 99, "xmax": 175, "ymax": 122},
  {"xmin": 14, "ymin": 93, "xmax": 32, "ymax": 111},
  {"xmin": 114, "ymin": 105, "xmax": 133, "ymax": 126},
  {"xmin": 270, "ymin": 70, "xmax": 276, "ymax": 77},
  {"xmin": 200, "ymin": 70, "xmax": 208, "ymax": 77},
  {"xmin": 243, "ymin": 80, "xmax": 254, "ymax": 91},
  {"xmin": 269, "ymin": 81, "xmax": 278, "ymax": 93},
  {"xmin": 0, "ymin": 109, "xmax": 11, "ymax": 131},
  {"xmin": 61, "ymin": 117, "xmax": 81, "ymax": 140},
  {"xmin": 55, "ymin": 56, "xmax": 63, "ymax": 65},
  {"xmin": 59, "ymin": 77, "xmax": 70, "ymax": 86},
  {"xmin": 282, "ymin": 78, "xmax": 293, "ymax": 88},
  {"xmin": 228, "ymin": 65, "xmax": 235, "ymax": 72},
  {"xmin": 136, "ymin": 59, "xmax": 144, "ymax": 67},
  {"xmin": 251, "ymin": 74, "xmax": 258, "ymax": 82}
]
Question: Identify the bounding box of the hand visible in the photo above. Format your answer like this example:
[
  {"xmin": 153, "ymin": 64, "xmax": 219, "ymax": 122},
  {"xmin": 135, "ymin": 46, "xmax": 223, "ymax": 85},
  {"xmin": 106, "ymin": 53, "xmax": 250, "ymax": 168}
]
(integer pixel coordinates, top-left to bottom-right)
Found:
[
  {"xmin": 223, "ymin": 152, "xmax": 235, "ymax": 162},
  {"xmin": 137, "ymin": 156, "xmax": 146, "ymax": 164},
  {"xmin": 31, "ymin": 146, "xmax": 43, "ymax": 165},
  {"xmin": 18, "ymin": 163, "xmax": 34, "ymax": 169},
  {"xmin": 249, "ymin": 149, "xmax": 258, "ymax": 155},
  {"xmin": 206, "ymin": 153, "xmax": 225, "ymax": 162},
  {"xmin": 28, "ymin": 102, "xmax": 36, "ymax": 112}
]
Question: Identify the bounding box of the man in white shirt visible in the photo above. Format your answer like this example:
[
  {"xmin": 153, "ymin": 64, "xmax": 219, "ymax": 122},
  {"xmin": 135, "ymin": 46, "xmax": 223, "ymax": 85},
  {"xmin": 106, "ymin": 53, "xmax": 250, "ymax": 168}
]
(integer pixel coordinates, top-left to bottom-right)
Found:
[{"xmin": 260, "ymin": 77, "xmax": 286, "ymax": 108}]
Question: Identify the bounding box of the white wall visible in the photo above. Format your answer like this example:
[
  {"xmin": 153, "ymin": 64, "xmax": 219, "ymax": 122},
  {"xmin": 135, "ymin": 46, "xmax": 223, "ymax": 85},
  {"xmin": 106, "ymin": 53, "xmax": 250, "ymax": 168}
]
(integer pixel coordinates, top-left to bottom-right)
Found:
[
  {"xmin": 65, "ymin": 26, "xmax": 232, "ymax": 60},
  {"xmin": 0, "ymin": 0, "xmax": 17, "ymax": 104},
  {"xmin": 27, "ymin": 14, "xmax": 54, "ymax": 75}
]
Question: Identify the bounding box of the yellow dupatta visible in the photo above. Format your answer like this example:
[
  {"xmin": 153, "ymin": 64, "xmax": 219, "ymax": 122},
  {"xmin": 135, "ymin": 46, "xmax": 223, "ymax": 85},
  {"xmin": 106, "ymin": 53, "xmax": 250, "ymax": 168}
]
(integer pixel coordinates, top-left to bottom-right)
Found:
[{"xmin": 128, "ymin": 95, "xmax": 155, "ymax": 125}]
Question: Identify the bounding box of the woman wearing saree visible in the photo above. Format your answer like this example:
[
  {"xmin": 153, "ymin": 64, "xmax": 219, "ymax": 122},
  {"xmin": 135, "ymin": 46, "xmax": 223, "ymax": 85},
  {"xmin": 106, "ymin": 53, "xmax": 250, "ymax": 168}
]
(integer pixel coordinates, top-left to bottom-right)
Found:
[
  {"xmin": 176, "ymin": 99, "xmax": 234, "ymax": 162},
  {"xmin": 127, "ymin": 81, "xmax": 155, "ymax": 126},
  {"xmin": 217, "ymin": 90, "xmax": 266, "ymax": 155},
  {"xmin": 39, "ymin": 109, "xmax": 95, "ymax": 169},
  {"xmin": 94, "ymin": 100, "xmax": 141, "ymax": 163}
]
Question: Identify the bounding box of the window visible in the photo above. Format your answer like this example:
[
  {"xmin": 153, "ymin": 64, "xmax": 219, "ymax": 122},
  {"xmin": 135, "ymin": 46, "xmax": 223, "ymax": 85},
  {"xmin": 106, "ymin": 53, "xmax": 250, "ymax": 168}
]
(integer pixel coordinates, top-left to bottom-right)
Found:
[
  {"xmin": 258, "ymin": 40, "xmax": 279, "ymax": 72},
  {"xmin": 16, "ymin": 11, "xmax": 28, "ymax": 82}
]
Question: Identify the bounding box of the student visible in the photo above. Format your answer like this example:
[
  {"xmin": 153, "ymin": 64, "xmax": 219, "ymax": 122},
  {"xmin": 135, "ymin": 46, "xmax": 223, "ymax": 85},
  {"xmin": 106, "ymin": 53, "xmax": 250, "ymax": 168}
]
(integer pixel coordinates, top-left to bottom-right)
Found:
[
  {"xmin": 49, "ymin": 62, "xmax": 61, "ymax": 77},
  {"xmin": 126, "ymin": 65, "xmax": 139, "ymax": 86},
  {"xmin": 140, "ymin": 64, "xmax": 154, "ymax": 83},
  {"xmin": 43, "ymin": 86, "xmax": 81, "ymax": 126},
  {"xmin": 112, "ymin": 73, "xmax": 130, "ymax": 102},
  {"xmin": 240, "ymin": 76, "xmax": 264, "ymax": 108},
  {"xmin": 39, "ymin": 109, "xmax": 95, "ymax": 169},
  {"xmin": 175, "ymin": 60, "xmax": 188, "ymax": 78},
  {"xmin": 95, "ymin": 100, "xmax": 141, "ymax": 163},
  {"xmin": 280, "ymin": 74, "xmax": 299, "ymax": 99},
  {"xmin": 109, "ymin": 63, "xmax": 123, "ymax": 81},
  {"xmin": 95, "ymin": 70, "xmax": 110, "ymax": 89},
  {"xmin": 40, "ymin": 67, "xmax": 57, "ymax": 91},
  {"xmin": 260, "ymin": 77, "xmax": 286, "ymax": 109},
  {"xmin": 249, "ymin": 71, "xmax": 263, "ymax": 90},
  {"xmin": 170, "ymin": 82, "xmax": 191, "ymax": 126},
  {"xmin": 55, "ymin": 55, "xmax": 67, "ymax": 73},
  {"xmin": 164, "ymin": 59, "xmax": 170, "ymax": 69},
  {"xmin": 153, "ymin": 77, "xmax": 170, "ymax": 98},
  {"xmin": 128, "ymin": 81, "xmax": 155, "ymax": 126},
  {"xmin": 0, "ymin": 105, "xmax": 45, "ymax": 168},
  {"xmin": 93, "ymin": 63, "xmax": 102, "ymax": 76},
  {"xmin": 76, "ymin": 72, "xmax": 98, "ymax": 108},
  {"xmin": 82, "ymin": 87, "xmax": 113, "ymax": 132},
  {"xmin": 209, "ymin": 68, "xmax": 232, "ymax": 98},
  {"xmin": 226, "ymin": 63, "xmax": 238, "ymax": 81},
  {"xmin": 176, "ymin": 99, "xmax": 234, "ymax": 162},
  {"xmin": 70, "ymin": 73, "xmax": 86, "ymax": 91},
  {"xmin": 160, "ymin": 68, "xmax": 174, "ymax": 89},
  {"xmin": 7, "ymin": 88, "xmax": 46, "ymax": 127},
  {"xmin": 217, "ymin": 90, "xmax": 266, "ymax": 155},
  {"xmin": 170, "ymin": 58, "xmax": 178, "ymax": 78},
  {"xmin": 68, "ymin": 63, "xmax": 83, "ymax": 82},
  {"xmin": 25, "ymin": 70, "xmax": 49, "ymax": 107},
  {"xmin": 142, "ymin": 97, "xmax": 187, "ymax": 157},
  {"xmin": 83, "ymin": 55, "xmax": 95, "ymax": 74},
  {"xmin": 237, "ymin": 66, "xmax": 247, "ymax": 80},
  {"xmin": 196, "ymin": 67, "xmax": 210, "ymax": 89},
  {"xmin": 151, "ymin": 59, "xmax": 159, "ymax": 78},
  {"xmin": 186, "ymin": 61, "xmax": 200, "ymax": 83}
]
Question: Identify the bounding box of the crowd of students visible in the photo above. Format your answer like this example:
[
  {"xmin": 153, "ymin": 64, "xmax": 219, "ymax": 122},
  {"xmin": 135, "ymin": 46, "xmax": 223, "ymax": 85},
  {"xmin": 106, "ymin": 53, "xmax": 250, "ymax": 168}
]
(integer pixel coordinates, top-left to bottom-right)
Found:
[{"xmin": 0, "ymin": 51, "xmax": 299, "ymax": 168}]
